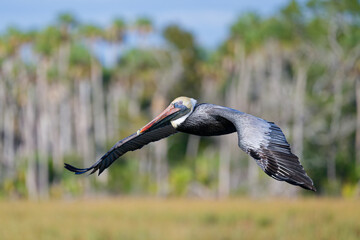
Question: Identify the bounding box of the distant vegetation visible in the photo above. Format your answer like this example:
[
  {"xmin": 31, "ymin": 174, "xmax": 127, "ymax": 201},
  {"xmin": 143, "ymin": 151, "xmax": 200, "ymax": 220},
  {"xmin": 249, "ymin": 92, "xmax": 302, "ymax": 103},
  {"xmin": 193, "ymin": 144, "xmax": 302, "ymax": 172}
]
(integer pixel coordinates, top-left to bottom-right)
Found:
[
  {"xmin": 0, "ymin": 198, "xmax": 359, "ymax": 240},
  {"xmin": 0, "ymin": 0, "xmax": 360, "ymax": 199}
]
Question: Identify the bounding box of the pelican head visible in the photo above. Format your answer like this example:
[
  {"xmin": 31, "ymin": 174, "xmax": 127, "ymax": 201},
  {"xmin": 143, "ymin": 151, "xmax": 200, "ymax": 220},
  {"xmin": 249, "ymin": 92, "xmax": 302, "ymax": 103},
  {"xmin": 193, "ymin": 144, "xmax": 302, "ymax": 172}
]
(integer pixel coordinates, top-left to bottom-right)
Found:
[{"xmin": 139, "ymin": 96, "xmax": 197, "ymax": 133}]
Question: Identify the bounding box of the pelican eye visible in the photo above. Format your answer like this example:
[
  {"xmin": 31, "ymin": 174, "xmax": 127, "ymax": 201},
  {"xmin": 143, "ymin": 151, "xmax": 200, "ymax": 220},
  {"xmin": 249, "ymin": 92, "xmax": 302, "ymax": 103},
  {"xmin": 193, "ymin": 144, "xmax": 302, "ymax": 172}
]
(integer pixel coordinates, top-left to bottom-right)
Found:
[{"xmin": 173, "ymin": 102, "xmax": 184, "ymax": 109}]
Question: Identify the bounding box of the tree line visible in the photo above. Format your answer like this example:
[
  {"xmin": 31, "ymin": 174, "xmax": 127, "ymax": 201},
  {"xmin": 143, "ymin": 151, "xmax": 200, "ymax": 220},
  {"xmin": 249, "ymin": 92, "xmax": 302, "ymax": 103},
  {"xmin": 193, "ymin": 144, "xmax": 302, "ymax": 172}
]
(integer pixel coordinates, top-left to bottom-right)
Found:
[{"xmin": 0, "ymin": 0, "xmax": 360, "ymax": 199}]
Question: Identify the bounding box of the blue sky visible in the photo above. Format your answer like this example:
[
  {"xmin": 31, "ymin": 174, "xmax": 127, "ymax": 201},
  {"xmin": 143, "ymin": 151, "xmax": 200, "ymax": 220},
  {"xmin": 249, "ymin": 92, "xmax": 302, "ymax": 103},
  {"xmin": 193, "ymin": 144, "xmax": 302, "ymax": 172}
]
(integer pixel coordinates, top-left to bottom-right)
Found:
[{"xmin": 0, "ymin": 0, "xmax": 289, "ymax": 48}]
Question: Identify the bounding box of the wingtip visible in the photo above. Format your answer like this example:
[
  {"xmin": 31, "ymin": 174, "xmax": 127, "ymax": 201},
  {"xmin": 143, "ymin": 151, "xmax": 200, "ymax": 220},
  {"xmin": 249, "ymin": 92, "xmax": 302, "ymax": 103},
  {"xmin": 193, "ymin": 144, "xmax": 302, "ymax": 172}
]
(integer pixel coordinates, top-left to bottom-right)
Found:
[
  {"xmin": 64, "ymin": 163, "xmax": 76, "ymax": 172},
  {"xmin": 98, "ymin": 167, "xmax": 105, "ymax": 176},
  {"xmin": 307, "ymin": 184, "xmax": 317, "ymax": 192},
  {"xmin": 64, "ymin": 163, "xmax": 90, "ymax": 175},
  {"xmin": 304, "ymin": 174, "xmax": 317, "ymax": 192},
  {"xmin": 300, "ymin": 180, "xmax": 317, "ymax": 192}
]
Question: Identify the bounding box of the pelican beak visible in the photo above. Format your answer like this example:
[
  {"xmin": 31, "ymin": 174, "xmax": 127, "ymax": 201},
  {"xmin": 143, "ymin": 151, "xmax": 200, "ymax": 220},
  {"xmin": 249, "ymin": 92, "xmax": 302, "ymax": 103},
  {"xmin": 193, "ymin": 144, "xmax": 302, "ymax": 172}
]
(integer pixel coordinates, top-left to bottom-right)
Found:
[{"xmin": 139, "ymin": 104, "xmax": 181, "ymax": 133}]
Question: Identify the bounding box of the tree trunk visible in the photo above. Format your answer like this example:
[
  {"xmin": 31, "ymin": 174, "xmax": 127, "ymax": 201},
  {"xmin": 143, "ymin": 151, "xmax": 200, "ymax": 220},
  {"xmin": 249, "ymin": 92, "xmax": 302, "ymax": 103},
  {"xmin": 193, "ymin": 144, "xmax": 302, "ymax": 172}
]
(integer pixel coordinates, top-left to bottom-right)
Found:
[
  {"xmin": 91, "ymin": 59, "xmax": 106, "ymax": 153},
  {"xmin": 293, "ymin": 64, "xmax": 308, "ymax": 161},
  {"xmin": 59, "ymin": 96, "xmax": 72, "ymax": 155},
  {"xmin": 49, "ymin": 88, "xmax": 62, "ymax": 171},
  {"xmin": 0, "ymin": 74, "xmax": 4, "ymax": 180},
  {"xmin": 186, "ymin": 135, "xmax": 200, "ymax": 159},
  {"xmin": 91, "ymin": 59, "xmax": 108, "ymax": 183},
  {"xmin": 327, "ymin": 70, "xmax": 344, "ymax": 182},
  {"xmin": 24, "ymin": 88, "xmax": 38, "ymax": 199},
  {"xmin": 3, "ymin": 97, "xmax": 15, "ymax": 179},
  {"xmin": 77, "ymin": 80, "xmax": 94, "ymax": 194},
  {"xmin": 58, "ymin": 43, "xmax": 70, "ymax": 79},
  {"xmin": 218, "ymin": 136, "xmax": 231, "ymax": 198},
  {"xmin": 356, "ymin": 78, "xmax": 360, "ymax": 167},
  {"xmin": 36, "ymin": 59, "xmax": 50, "ymax": 199},
  {"xmin": 151, "ymin": 96, "xmax": 169, "ymax": 196}
]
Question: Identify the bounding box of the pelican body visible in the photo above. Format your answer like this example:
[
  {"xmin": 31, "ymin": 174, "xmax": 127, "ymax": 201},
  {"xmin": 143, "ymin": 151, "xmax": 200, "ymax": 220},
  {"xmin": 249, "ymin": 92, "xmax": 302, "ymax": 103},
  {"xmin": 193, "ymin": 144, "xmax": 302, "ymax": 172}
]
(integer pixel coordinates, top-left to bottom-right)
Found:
[{"xmin": 65, "ymin": 97, "xmax": 316, "ymax": 191}]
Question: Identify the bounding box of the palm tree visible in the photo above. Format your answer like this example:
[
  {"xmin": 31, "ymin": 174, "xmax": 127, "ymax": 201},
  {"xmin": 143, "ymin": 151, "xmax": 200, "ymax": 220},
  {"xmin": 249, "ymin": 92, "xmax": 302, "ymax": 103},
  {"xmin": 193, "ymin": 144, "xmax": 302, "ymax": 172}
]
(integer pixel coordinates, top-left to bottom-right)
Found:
[
  {"xmin": 104, "ymin": 18, "xmax": 127, "ymax": 67},
  {"xmin": 106, "ymin": 18, "xmax": 126, "ymax": 44},
  {"xmin": 134, "ymin": 17, "xmax": 153, "ymax": 47},
  {"xmin": 33, "ymin": 26, "xmax": 63, "ymax": 199},
  {"xmin": 78, "ymin": 24, "xmax": 108, "ymax": 184},
  {"xmin": 56, "ymin": 12, "xmax": 77, "ymax": 78},
  {"xmin": 0, "ymin": 27, "xmax": 33, "ymax": 197}
]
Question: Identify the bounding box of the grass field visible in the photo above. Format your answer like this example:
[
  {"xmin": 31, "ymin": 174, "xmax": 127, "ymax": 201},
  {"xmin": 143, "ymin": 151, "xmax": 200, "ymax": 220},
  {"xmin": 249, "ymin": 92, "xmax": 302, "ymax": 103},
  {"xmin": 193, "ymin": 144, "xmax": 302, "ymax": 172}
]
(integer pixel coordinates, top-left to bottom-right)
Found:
[{"xmin": 0, "ymin": 198, "xmax": 359, "ymax": 240}]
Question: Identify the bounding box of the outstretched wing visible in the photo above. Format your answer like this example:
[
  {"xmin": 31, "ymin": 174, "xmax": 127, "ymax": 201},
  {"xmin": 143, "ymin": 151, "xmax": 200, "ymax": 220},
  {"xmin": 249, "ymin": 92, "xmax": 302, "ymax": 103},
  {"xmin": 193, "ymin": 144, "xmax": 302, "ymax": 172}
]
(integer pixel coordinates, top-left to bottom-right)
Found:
[
  {"xmin": 65, "ymin": 124, "xmax": 177, "ymax": 175},
  {"xmin": 211, "ymin": 107, "xmax": 316, "ymax": 191}
]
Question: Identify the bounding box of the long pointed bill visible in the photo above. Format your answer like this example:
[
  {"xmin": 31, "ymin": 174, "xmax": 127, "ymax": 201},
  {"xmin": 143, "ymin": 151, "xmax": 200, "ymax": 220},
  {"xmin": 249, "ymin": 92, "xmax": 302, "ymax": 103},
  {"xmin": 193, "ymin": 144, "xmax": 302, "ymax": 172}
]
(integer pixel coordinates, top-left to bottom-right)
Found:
[{"xmin": 139, "ymin": 104, "xmax": 180, "ymax": 133}]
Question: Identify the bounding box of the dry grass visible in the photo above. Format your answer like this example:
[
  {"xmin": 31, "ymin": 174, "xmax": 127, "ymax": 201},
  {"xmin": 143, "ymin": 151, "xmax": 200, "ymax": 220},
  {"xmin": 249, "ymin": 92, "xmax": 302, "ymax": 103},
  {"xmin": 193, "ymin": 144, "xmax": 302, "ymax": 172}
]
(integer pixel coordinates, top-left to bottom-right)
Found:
[{"xmin": 0, "ymin": 197, "xmax": 359, "ymax": 240}]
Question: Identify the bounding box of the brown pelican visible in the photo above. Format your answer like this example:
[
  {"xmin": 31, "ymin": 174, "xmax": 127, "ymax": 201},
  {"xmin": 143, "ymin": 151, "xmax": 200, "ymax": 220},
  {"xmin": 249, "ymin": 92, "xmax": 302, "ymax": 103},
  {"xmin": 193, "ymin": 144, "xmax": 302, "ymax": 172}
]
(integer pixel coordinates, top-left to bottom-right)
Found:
[{"xmin": 65, "ymin": 96, "xmax": 316, "ymax": 191}]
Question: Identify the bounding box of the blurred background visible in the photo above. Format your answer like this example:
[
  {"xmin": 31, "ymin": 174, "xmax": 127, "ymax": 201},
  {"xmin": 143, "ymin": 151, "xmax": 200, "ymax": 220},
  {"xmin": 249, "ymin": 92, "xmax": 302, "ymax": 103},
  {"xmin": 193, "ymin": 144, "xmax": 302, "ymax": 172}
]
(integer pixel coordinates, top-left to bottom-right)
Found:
[
  {"xmin": 1, "ymin": 0, "xmax": 360, "ymax": 199},
  {"xmin": 0, "ymin": 0, "xmax": 360, "ymax": 239}
]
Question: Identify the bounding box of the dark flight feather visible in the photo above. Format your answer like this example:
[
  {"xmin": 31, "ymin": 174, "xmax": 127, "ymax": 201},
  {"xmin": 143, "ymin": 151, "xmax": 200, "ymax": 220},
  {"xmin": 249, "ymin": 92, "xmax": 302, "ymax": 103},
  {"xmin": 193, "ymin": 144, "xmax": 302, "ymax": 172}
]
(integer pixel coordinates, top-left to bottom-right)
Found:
[
  {"xmin": 64, "ymin": 124, "xmax": 177, "ymax": 175},
  {"xmin": 209, "ymin": 107, "xmax": 316, "ymax": 191},
  {"xmin": 248, "ymin": 123, "xmax": 316, "ymax": 191}
]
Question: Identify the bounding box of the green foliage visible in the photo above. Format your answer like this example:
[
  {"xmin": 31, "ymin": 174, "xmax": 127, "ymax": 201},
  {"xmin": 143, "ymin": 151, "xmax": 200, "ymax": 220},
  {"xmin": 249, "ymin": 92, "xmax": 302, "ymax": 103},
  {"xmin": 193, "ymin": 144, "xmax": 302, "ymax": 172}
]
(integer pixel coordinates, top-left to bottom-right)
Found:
[
  {"xmin": 281, "ymin": 0, "xmax": 303, "ymax": 24},
  {"xmin": 323, "ymin": 180, "xmax": 342, "ymax": 196},
  {"xmin": 169, "ymin": 166, "xmax": 193, "ymax": 196},
  {"xmin": 112, "ymin": 18, "xmax": 126, "ymax": 30},
  {"xmin": 194, "ymin": 152, "xmax": 218, "ymax": 188},
  {"xmin": 57, "ymin": 12, "xmax": 77, "ymax": 27},
  {"xmin": 69, "ymin": 44, "xmax": 91, "ymax": 66},
  {"xmin": 107, "ymin": 157, "xmax": 139, "ymax": 194},
  {"xmin": 68, "ymin": 44, "xmax": 92, "ymax": 77},
  {"xmin": 78, "ymin": 24, "xmax": 103, "ymax": 40},
  {"xmin": 0, "ymin": 26, "xmax": 30, "ymax": 56},
  {"xmin": 135, "ymin": 17, "xmax": 153, "ymax": 34},
  {"xmin": 342, "ymin": 182, "xmax": 358, "ymax": 198},
  {"xmin": 118, "ymin": 49, "xmax": 159, "ymax": 72},
  {"xmin": 163, "ymin": 25, "xmax": 195, "ymax": 50},
  {"xmin": 163, "ymin": 24, "xmax": 202, "ymax": 97},
  {"xmin": 0, "ymin": 161, "xmax": 27, "ymax": 199},
  {"xmin": 304, "ymin": 17, "xmax": 328, "ymax": 43},
  {"xmin": 62, "ymin": 154, "xmax": 86, "ymax": 197},
  {"xmin": 34, "ymin": 26, "xmax": 62, "ymax": 57},
  {"xmin": 167, "ymin": 134, "xmax": 188, "ymax": 164},
  {"xmin": 231, "ymin": 13, "xmax": 265, "ymax": 50},
  {"xmin": 106, "ymin": 18, "xmax": 126, "ymax": 43}
]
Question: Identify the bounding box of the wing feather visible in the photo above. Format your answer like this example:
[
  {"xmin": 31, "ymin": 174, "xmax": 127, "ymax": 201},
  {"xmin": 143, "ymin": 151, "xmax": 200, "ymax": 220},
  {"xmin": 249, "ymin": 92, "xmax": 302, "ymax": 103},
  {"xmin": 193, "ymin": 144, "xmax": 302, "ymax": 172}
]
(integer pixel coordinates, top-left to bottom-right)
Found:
[
  {"xmin": 65, "ymin": 124, "xmax": 177, "ymax": 175},
  {"xmin": 211, "ymin": 107, "xmax": 316, "ymax": 191}
]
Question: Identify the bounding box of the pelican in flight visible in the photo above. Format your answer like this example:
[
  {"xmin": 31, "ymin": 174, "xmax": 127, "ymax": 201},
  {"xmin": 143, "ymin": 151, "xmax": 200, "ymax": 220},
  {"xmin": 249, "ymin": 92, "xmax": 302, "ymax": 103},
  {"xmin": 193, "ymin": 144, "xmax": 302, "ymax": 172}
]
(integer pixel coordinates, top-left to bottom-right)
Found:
[{"xmin": 65, "ymin": 96, "xmax": 316, "ymax": 191}]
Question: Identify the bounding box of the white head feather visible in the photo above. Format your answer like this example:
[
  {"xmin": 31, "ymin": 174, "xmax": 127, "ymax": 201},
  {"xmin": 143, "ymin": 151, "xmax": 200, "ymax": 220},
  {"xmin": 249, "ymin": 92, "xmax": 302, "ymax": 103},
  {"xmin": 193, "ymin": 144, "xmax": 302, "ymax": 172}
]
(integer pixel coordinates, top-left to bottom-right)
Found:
[{"xmin": 170, "ymin": 97, "xmax": 197, "ymax": 128}]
